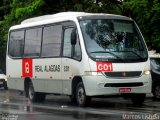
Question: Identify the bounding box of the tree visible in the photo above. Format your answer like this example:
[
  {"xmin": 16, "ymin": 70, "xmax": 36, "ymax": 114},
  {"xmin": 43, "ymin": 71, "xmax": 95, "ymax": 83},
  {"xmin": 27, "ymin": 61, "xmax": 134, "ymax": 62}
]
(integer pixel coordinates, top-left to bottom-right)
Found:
[
  {"xmin": 0, "ymin": 0, "xmax": 44, "ymax": 41},
  {"xmin": 122, "ymin": 0, "xmax": 160, "ymax": 52},
  {"xmin": 72, "ymin": 0, "xmax": 122, "ymax": 14}
]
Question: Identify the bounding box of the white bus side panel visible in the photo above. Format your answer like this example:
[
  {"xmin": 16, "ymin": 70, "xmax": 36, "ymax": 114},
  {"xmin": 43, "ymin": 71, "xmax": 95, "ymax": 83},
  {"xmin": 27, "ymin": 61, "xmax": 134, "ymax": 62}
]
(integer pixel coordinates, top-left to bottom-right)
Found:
[
  {"xmin": 33, "ymin": 58, "xmax": 62, "ymax": 94},
  {"xmin": 7, "ymin": 57, "xmax": 24, "ymax": 90},
  {"xmin": 7, "ymin": 57, "xmax": 63, "ymax": 94},
  {"xmin": 61, "ymin": 58, "xmax": 84, "ymax": 95}
]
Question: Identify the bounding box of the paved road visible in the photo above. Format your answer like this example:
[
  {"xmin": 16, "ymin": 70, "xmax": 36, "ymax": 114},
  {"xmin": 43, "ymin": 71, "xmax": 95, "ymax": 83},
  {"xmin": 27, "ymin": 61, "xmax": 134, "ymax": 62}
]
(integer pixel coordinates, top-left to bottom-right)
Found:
[{"xmin": 0, "ymin": 89, "xmax": 160, "ymax": 120}]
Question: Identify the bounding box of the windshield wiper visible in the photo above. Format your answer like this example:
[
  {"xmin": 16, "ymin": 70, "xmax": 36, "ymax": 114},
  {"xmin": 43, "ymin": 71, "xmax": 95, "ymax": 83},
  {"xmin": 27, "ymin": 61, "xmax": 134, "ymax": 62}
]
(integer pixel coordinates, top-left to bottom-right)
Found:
[
  {"xmin": 89, "ymin": 51, "xmax": 125, "ymax": 62},
  {"xmin": 122, "ymin": 50, "xmax": 144, "ymax": 59}
]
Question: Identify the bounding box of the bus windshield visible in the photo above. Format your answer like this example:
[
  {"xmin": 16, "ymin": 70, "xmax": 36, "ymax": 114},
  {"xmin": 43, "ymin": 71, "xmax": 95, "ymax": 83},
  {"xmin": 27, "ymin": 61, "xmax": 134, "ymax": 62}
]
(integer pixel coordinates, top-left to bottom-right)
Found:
[{"xmin": 79, "ymin": 18, "xmax": 148, "ymax": 62}]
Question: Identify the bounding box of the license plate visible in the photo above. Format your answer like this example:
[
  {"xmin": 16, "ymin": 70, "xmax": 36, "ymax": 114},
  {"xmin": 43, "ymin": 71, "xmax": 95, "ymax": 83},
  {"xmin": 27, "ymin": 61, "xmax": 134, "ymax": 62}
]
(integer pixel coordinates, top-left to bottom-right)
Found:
[{"xmin": 119, "ymin": 88, "xmax": 131, "ymax": 93}]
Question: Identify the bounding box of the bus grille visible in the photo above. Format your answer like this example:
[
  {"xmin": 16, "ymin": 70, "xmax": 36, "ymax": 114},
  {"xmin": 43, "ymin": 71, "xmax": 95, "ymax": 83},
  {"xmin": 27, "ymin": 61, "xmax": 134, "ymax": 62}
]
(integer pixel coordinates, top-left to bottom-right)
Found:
[
  {"xmin": 104, "ymin": 71, "xmax": 142, "ymax": 78},
  {"xmin": 104, "ymin": 82, "xmax": 143, "ymax": 87}
]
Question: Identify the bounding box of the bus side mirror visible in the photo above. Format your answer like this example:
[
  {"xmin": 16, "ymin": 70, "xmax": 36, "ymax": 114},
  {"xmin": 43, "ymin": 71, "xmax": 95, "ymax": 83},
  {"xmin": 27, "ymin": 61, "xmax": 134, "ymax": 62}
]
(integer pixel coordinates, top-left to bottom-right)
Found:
[{"xmin": 71, "ymin": 28, "xmax": 77, "ymax": 45}]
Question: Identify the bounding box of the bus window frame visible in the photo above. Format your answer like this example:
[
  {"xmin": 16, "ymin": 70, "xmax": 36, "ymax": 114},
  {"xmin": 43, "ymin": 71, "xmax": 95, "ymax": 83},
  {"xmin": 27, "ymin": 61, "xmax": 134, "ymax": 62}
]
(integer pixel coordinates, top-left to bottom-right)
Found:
[
  {"xmin": 8, "ymin": 20, "xmax": 81, "ymax": 61},
  {"xmin": 62, "ymin": 26, "xmax": 82, "ymax": 62}
]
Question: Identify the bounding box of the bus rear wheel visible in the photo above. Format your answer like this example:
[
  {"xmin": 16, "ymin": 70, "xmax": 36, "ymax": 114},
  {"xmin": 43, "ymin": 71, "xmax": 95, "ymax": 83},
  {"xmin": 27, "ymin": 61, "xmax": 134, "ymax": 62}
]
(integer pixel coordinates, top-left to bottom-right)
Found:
[
  {"xmin": 27, "ymin": 82, "xmax": 46, "ymax": 103},
  {"xmin": 76, "ymin": 82, "xmax": 91, "ymax": 107},
  {"xmin": 131, "ymin": 93, "xmax": 146, "ymax": 107},
  {"xmin": 3, "ymin": 81, "xmax": 8, "ymax": 90}
]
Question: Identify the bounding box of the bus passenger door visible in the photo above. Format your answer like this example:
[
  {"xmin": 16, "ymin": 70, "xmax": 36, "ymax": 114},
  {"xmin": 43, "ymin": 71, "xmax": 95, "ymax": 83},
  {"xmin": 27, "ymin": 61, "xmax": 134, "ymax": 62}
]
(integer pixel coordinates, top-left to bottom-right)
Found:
[{"xmin": 62, "ymin": 27, "xmax": 82, "ymax": 95}]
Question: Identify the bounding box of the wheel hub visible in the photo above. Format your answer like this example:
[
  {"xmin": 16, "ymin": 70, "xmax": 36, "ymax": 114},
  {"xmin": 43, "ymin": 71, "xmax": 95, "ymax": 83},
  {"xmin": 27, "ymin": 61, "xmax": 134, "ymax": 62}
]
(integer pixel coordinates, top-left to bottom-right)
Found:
[
  {"xmin": 29, "ymin": 84, "xmax": 34, "ymax": 100},
  {"xmin": 77, "ymin": 87, "xmax": 85, "ymax": 104}
]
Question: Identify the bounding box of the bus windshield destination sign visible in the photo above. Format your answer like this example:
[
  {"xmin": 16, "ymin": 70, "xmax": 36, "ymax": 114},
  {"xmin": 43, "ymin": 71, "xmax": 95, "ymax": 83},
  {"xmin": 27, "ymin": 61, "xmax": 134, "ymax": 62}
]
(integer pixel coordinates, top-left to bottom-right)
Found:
[{"xmin": 96, "ymin": 62, "xmax": 113, "ymax": 72}]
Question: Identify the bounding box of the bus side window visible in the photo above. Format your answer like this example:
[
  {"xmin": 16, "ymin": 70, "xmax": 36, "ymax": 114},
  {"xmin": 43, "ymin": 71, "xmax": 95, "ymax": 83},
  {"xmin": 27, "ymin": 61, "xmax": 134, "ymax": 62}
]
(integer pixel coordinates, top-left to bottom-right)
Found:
[
  {"xmin": 9, "ymin": 30, "xmax": 24, "ymax": 58},
  {"xmin": 63, "ymin": 28, "xmax": 72, "ymax": 57},
  {"xmin": 63, "ymin": 27, "xmax": 81, "ymax": 60},
  {"xmin": 24, "ymin": 28, "xmax": 42, "ymax": 57},
  {"xmin": 41, "ymin": 25, "xmax": 62, "ymax": 57}
]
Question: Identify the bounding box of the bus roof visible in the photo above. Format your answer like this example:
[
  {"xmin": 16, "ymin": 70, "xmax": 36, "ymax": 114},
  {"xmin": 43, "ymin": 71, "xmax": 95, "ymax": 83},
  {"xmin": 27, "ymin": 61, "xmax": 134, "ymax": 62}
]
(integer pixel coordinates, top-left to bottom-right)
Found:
[
  {"xmin": 21, "ymin": 12, "xmax": 88, "ymax": 24},
  {"xmin": 10, "ymin": 12, "xmax": 131, "ymax": 30}
]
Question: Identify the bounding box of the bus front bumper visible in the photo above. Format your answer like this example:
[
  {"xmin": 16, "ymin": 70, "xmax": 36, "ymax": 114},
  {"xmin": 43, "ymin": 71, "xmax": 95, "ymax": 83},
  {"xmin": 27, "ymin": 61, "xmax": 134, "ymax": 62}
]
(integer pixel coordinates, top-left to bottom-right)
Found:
[{"xmin": 82, "ymin": 75, "xmax": 152, "ymax": 96}]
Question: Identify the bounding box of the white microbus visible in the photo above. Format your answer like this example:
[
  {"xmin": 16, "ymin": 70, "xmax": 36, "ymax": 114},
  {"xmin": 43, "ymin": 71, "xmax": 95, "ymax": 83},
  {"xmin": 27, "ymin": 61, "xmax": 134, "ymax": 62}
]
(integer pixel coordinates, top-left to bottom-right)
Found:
[{"xmin": 7, "ymin": 12, "xmax": 151, "ymax": 106}]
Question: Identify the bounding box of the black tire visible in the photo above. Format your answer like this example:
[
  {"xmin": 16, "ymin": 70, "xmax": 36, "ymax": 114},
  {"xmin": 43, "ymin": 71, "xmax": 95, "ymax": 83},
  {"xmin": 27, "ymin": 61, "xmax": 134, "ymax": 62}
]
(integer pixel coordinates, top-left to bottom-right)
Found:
[
  {"xmin": 76, "ymin": 82, "xmax": 91, "ymax": 107},
  {"xmin": 131, "ymin": 93, "xmax": 146, "ymax": 107},
  {"xmin": 3, "ymin": 81, "xmax": 8, "ymax": 90},
  {"xmin": 70, "ymin": 95, "xmax": 77, "ymax": 104},
  {"xmin": 153, "ymin": 84, "xmax": 160, "ymax": 100},
  {"xmin": 27, "ymin": 82, "xmax": 46, "ymax": 103}
]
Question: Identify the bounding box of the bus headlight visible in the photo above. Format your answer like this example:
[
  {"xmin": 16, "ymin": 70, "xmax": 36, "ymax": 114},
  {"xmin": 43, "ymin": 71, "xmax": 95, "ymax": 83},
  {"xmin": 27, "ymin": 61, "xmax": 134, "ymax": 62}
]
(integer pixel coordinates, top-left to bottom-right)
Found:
[
  {"xmin": 85, "ymin": 71, "xmax": 102, "ymax": 76},
  {"xmin": 143, "ymin": 70, "xmax": 150, "ymax": 75}
]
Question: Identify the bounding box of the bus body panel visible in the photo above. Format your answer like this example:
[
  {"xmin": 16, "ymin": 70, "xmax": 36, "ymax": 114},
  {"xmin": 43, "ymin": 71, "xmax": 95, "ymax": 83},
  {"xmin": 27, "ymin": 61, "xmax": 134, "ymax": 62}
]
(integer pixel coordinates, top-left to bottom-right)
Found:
[
  {"xmin": 61, "ymin": 58, "xmax": 83, "ymax": 95},
  {"xmin": 82, "ymin": 75, "xmax": 152, "ymax": 96},
  {"xmin": 81, "ymin": 58, "xmax": 151, "ymax": 96},
  {"xmin": 7, "ymin": 56, "xmax": 63, "ymax": 93},
  {"xmin": 88, "ymin": 58, "xmax": 150, "ymax": 72},
  {"xmin": 33, "ymin": 58, "xmax": 62, "ymax": 93}
]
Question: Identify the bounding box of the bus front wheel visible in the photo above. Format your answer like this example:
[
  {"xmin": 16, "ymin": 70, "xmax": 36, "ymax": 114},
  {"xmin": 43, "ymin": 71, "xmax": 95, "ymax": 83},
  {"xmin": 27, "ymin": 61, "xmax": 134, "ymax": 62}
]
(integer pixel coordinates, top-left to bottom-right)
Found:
[
  {"xmin": 76, "ymin": 82, "xmax": 91, "ymax": 107},
  {"xmin": 153, "ymin": 83, "xmax": 160, "ymax": 100}
]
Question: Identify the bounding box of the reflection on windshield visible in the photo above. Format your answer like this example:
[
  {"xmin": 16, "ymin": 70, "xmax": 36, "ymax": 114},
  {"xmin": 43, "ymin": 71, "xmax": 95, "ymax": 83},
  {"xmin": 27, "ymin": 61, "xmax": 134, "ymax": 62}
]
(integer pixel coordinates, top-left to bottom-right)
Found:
[{"xmin": 80, "ymin": 19, "xmax": 148, "ymax": 62}]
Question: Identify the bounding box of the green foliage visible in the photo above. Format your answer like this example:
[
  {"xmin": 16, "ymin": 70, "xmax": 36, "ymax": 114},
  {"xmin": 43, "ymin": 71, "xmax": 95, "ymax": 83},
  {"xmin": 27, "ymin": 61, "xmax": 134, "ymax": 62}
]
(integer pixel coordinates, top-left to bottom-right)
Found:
[
  {"xmin": 0, "ymin": 0, "xmax": 44, "ymax": 41},
  {"xmin": 84, "ymin": 0, "xmax": 102, "ymax": 13},
  {"xmin": 72, "ymin": 0, "xmax": 122, "ymax": 14},
  {"xmin": 122, "ymin": 0, "xmax": 160, "ymax": 52},
  {"xmin": 14, "ymin": 0, "xmax": 44, "ymax": 19}
]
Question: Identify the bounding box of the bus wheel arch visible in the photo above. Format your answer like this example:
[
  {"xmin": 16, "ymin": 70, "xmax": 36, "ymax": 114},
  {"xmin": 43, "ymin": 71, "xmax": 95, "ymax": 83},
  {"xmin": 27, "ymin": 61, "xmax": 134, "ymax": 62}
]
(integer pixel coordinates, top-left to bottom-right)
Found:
[
  {"xmin": 24, "ymin": 77, "xmax": 46, "ymax": 103},
  {"xmin": 71, "ymin": 76, "xmax": 82, "ymax": 103}
]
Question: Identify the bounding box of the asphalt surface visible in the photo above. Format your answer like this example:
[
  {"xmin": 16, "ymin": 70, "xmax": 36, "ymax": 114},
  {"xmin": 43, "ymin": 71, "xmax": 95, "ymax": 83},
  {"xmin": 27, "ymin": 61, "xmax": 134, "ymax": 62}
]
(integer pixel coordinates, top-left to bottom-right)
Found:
[{"xmin": 0, "ymin": 89, "xmax": 160, "ymax": 120}]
